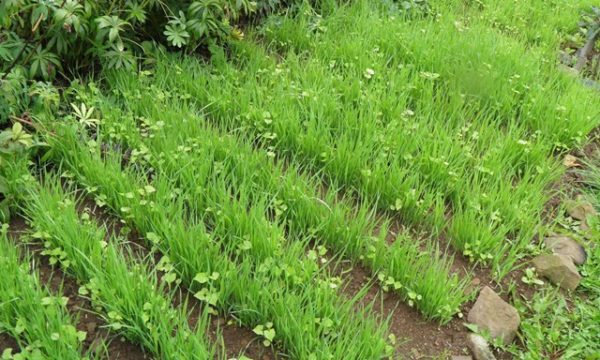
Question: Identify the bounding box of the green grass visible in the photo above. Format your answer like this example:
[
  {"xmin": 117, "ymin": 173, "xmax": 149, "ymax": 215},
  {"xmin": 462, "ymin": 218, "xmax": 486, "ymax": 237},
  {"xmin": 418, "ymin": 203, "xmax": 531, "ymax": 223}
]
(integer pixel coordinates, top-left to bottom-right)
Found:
[
  {"xmin": 431, "ymin": 0, "xmax": 597, "ymax": 51},
  {"xmin": 11, "ymin": 166, "xmax": 219, "ymax": 359},
  {"xmin": 2, "ymin": 0, "xmax": 600, "ymax": 357},
  {"xmin": 582, "ymin": 155, "xmax": 600, "ymax": 208},
  {"xmin": 0, "ymin": 224, "xmax": 89, "ymax": 359},
  {"xmin": 41, "ymin": 122, "xmax": 393, "ymax": 359},
  {"xmin": 127, "ymin": 0, "xmax": 599, "ymax": 278},
  {"xmin": 72, "ymin": 73, "xmax": 469, "ymax": 321}
]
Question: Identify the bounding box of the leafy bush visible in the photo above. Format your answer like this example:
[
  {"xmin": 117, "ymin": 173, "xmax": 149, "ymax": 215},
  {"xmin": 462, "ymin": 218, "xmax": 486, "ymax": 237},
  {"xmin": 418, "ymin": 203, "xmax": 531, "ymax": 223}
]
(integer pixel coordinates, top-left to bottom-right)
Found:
[
  {"xmin": 0, "ymin": 0, "xmax": 296, "ymax": 124},
  {"xmin": 0, "ymin": 69, "xmax": 29, "ymax": 126},
  {"xmin": 0, "ymin": 0, "xmax": 265, "ymax": 81},
  {"xmin": 0, "ymin": 68, "xmax": 60, "ymax": 125}
]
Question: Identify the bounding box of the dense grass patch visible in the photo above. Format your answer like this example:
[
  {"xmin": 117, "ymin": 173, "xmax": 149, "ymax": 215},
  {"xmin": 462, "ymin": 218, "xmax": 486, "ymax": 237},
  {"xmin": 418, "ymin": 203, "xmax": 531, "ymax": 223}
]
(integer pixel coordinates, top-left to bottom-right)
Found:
[
  {"xmin": 128, "ymin": 0, "xmax": 600, "ymax": 278},
  {"xmin": 39, "ymin": 122, "xmax": 393, "ymax": 359},
  {"xmin": 1, "ymin": 0, "xmax": 599, "ymax": 358}
]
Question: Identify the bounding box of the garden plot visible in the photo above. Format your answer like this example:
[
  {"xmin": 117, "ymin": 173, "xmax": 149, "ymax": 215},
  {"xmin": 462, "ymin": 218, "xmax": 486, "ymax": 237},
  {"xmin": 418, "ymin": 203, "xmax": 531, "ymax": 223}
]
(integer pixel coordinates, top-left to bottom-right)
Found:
[
  {"xmin": 148, "ymin": 4, "xmax": 598, "ymax": 279},
  {"xmin": 2, "ymin": 0, "xmax": 600, "ymax": 359}
]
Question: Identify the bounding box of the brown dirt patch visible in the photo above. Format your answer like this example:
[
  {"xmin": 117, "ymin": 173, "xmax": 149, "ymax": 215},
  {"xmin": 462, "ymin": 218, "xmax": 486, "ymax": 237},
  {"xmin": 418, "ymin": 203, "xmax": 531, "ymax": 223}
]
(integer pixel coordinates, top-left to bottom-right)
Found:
[
  {"xmin": 0, "ymin": 335, "xmax": 18, "ymax": 353},
  {"xmin": 344, "ymin": 263, "xmax": 469, "ymax": 358},
  {"xmin": 210, "ymin": 317, "xmax": 281, "ymax": 360}
]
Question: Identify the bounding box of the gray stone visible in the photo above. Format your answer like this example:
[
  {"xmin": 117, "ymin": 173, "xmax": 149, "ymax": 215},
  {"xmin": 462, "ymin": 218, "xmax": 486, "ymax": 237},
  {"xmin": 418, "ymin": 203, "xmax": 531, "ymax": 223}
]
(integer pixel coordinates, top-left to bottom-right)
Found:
[
  {"xmin": 567, "ymin": 199, "xmax": 597, "ymax": 222},
  {"xmin": 467, "ymin": 287, "xmax": 520, "ymax": 345},
  {"xmin": 452, "ymin": 356, "xmax": 473, "ymax": 360},
  {"xmin": 532, "ymin": 254, "xmax": 581, "ymax": 290},
  {"xmin": 467, "ymin": 334, "xmax": 496, "ymax": 360},
  {"xmin": 544, "ymin": 235, "xmax": 587, "ymax": 265}
]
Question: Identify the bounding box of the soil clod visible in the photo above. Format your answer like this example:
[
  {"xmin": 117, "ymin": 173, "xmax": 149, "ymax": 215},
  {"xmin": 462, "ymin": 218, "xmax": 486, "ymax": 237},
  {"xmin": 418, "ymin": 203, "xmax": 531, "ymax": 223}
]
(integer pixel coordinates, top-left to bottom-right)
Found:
[{"xmin": 567, "ymin": 197, "xmax": 597, "ymax": 225}]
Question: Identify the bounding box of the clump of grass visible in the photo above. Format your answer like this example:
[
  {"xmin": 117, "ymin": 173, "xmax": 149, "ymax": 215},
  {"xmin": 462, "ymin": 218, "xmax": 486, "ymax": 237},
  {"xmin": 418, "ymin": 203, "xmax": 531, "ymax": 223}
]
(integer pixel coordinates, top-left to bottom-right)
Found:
[
  {"xmin": 19, "ymin": 176, "xmax": 219, "ymax": 359},
  {"xmin": 431, "ymin": 0, "xmax": 597, "ymax": 51},
  {"xmin": 0, "ymin": 224, "xmax": 90, "ymax": 359},
  {"xmin": 42, "ymin": 122, "xmax": 392, "ymax": 359}
]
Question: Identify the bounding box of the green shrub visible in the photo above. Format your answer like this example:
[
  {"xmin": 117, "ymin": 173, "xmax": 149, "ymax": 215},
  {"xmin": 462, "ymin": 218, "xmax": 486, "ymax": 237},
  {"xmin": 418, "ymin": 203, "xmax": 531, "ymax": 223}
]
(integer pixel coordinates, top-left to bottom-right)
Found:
[
  {"xmin": 0, "ymin": 68, "xmax": 29, "ymax": 126},
  {"xmin": 0, "ymin": 0, "xmax": 296, "ymax": 124},
  {"xmin": 0, "ymin": 0, "xmax": 264, "ymax": 81}
]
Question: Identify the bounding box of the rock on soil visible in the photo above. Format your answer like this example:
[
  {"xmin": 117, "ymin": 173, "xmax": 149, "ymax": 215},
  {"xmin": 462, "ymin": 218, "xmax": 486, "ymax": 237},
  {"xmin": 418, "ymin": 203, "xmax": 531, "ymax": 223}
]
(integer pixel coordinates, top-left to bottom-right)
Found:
[
  {"xmin": 532, "ymin": 254, "xmax": 581, "ymax": 291},
  {"xmin": 467, "ymin": 334, "xmax": 496, "ymax": 360},
  {"xmin": 467, "ymin": 287, "xmax": 520, "ymax": 345},
  {"xmin": 544, "ymin": 235, "xmax": 587, "ymax": 265},
  {"xmin": 567, "ymin": 198, "xmax": 597, "ymax": 223}
]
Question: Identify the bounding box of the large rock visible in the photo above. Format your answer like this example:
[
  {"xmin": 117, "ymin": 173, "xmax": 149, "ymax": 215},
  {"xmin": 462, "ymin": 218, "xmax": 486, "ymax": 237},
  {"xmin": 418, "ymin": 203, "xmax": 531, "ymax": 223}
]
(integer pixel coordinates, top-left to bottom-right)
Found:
[
  {"xmin": 544, "ymin": 235, "xmax": 587, "ymax": 265},
  {"xmin": 467, "ymin": 334, "xmax": 496, "ymax": 360},
  {"xmin": 532, "ymin": 254, "xmax": 581, "ymax": 290},
  {"xmin": 467, "ymin": 287, "xmax": 520, "ymax": 345}
]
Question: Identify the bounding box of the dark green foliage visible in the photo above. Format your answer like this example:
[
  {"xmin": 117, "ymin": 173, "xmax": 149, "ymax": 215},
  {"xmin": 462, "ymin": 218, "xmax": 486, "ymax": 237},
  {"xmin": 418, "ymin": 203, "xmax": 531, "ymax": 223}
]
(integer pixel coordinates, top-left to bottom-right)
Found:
[
  {"xmin": 0, "ymin": 68, "xmax": 60, "ymax": 125},
  {"xmin": 0, "ymin": 0, "xmax": 297, "ymax": 124},
  {"xmin": 0, "ymin": 0, "xmax": 263, "ymax": 81},
  {"xmin": 0, "ymin": 69, "xmax": 29, "ymax": 126}
]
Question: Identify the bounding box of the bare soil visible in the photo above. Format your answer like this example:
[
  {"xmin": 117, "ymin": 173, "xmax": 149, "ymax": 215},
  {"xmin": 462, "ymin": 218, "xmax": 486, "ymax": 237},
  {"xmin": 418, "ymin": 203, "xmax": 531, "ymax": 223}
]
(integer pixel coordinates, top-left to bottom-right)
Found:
[
  {"xmin": 335, "ymin": 260, "xmax": 524, "ymax": 360},
  {"xmin": 0, "ymin": 334, "xmax": 18, "ymax": 353}
]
